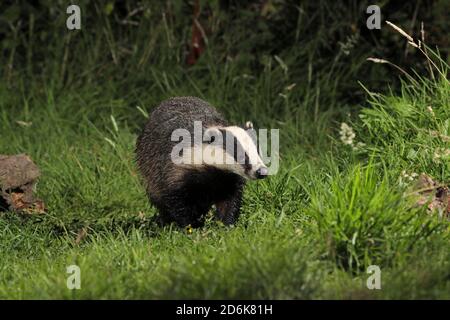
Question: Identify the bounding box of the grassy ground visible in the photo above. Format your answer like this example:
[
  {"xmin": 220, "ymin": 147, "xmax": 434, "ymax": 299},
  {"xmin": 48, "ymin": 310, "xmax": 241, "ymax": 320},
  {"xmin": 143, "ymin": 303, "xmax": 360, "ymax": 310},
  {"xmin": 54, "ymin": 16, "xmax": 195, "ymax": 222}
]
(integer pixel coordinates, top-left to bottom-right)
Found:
[{"xmin": 0, "ymin": 3, "xmax": 449, "ymax": 299}]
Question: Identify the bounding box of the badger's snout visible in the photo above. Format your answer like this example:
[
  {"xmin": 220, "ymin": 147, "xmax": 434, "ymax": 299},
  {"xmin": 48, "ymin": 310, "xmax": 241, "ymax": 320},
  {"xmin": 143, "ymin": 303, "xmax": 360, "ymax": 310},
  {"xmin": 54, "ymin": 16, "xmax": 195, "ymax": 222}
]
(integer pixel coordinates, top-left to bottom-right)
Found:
[{"xmin": 255, "ymin": 167, "xmax": 268, "ymax": 179}]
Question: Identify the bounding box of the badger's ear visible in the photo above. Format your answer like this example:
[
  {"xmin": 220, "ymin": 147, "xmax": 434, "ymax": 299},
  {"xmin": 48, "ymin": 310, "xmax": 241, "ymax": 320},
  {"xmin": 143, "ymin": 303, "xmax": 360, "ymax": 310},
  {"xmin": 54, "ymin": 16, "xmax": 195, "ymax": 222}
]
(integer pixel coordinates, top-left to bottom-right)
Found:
[{"xmin": 244, "ymin": 121, "xmax": 253, "ymax": 130}]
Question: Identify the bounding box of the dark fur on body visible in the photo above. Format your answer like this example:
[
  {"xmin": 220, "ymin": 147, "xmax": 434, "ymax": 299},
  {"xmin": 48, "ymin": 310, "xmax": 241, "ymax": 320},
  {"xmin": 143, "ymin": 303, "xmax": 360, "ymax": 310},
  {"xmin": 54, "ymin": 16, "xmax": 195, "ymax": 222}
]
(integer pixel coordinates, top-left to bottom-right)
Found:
[{"xmin": 136, "ymin": 97, "xmax": 245, "ymax": 228}]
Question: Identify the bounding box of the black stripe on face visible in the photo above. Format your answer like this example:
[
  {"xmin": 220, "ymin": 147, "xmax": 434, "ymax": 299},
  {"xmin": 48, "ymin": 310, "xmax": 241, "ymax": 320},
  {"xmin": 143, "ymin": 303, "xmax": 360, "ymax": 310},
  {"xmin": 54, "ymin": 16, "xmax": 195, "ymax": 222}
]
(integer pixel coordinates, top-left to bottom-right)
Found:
[{"xmin": 221, "ymin": 129, "xmax": 252, "ymax": 173}]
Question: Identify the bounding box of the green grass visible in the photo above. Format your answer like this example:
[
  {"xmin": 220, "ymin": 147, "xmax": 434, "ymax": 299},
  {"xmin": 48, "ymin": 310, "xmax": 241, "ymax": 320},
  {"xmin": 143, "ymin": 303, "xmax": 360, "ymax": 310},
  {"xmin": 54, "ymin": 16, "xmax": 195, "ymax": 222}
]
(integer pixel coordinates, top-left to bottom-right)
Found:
[
  {"xmin": 0, "ymin": 2, "xmax": 449, "ymax": 299},
  {"xmin": 1, "ymin": 67, "xmax": 448, "ymax": 299}
]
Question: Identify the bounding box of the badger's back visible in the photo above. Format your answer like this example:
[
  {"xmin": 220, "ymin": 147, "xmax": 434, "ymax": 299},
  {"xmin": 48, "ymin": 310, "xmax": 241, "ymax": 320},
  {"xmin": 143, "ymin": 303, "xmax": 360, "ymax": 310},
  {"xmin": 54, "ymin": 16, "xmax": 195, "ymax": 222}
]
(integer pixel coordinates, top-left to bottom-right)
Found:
[{"xmin": 136, "ymin": 97, "xmax": 227, "ymax": 203}]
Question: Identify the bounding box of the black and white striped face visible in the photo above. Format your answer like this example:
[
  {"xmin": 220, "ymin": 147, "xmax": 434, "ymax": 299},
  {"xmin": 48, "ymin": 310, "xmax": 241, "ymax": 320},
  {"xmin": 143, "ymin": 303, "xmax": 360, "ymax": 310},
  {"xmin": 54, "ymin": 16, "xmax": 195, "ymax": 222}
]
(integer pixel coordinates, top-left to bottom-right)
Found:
[{"xmin": 202, "ymin": 125, "xmax": 268, "ymax": 180}]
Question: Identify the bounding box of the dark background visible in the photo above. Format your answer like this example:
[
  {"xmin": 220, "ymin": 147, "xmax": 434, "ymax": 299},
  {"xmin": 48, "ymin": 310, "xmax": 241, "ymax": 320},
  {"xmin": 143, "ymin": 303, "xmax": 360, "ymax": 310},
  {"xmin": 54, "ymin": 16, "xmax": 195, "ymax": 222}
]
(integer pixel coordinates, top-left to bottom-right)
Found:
[{"xmin": 1, "ymin": 0, "xmax": 448, "ymax": 109}]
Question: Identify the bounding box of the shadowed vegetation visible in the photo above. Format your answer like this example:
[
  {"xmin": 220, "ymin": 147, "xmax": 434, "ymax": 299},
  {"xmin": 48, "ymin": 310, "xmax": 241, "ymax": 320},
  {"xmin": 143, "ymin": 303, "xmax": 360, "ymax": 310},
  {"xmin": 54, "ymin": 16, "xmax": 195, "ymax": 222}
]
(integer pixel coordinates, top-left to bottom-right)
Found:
[{"xmin": 0, "ymin": 0, "xmax": 449, "ymax": 299}]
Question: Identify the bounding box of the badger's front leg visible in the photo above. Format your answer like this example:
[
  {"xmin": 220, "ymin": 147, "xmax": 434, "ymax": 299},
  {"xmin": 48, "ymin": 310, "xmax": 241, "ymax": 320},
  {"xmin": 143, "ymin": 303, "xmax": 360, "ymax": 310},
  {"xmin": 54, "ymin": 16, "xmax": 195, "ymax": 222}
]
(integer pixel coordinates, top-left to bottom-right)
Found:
[
  {"xmin": 157, "ymin": 192, "xmax": 208, "ymax": 228},
  {"xmin": 215, "ymin": 182, "xmax": 244, "ymax": 226}
]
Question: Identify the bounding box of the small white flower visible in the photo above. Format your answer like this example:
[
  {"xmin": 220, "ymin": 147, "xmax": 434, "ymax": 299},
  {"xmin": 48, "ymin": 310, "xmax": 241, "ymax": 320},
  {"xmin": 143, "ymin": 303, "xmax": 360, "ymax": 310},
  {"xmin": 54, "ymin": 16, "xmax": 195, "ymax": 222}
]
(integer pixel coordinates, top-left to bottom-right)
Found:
[
  {"xmin": 399, "ymin": 170, "xmax": 419, "ymax": 186},
  {"xmin": 339, "ymin": 122, "xmax": 356, "ymax": 146},
  {"xmin": 433, "ymin": 148, "xmax": 450, "ymax": 162}
]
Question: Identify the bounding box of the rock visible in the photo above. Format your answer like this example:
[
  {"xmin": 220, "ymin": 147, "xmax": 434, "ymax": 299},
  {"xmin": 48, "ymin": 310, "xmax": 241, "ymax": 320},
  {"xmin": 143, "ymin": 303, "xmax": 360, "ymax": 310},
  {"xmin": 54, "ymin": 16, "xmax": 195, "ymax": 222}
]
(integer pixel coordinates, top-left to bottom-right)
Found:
[
  {"xmin": 0, "ymin": 154, "xmax": 45, "ymax": 214},
  {"xmin": 411, "ymin": 174, "xmax": 449, "ymax": 219}
]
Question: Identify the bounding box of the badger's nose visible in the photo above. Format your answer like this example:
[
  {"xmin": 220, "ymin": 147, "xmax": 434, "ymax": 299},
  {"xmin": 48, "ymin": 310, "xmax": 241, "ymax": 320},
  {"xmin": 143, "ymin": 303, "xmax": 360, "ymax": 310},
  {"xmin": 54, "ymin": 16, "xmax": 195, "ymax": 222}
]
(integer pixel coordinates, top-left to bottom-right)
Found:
[{"xmin": 255, "ymin": 167, "xmax": 268, "ymax": 179}]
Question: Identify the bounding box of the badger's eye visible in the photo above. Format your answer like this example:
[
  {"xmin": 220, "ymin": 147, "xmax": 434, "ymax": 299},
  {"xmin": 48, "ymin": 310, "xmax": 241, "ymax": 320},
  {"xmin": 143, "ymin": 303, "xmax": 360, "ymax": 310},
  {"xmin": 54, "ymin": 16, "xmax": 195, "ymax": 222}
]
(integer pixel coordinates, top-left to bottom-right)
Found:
[{"xmin": 207, "ymin": 136, "xmax": 215, "ymax": 144}]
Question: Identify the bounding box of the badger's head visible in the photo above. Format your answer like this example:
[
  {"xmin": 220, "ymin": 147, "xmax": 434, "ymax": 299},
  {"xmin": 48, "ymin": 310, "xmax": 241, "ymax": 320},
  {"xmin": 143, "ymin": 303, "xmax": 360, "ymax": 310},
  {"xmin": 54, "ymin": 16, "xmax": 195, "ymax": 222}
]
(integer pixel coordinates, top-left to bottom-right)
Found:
[{"xmin": 200, "ymin": 121, "xmax": 268, "ymax": 180}]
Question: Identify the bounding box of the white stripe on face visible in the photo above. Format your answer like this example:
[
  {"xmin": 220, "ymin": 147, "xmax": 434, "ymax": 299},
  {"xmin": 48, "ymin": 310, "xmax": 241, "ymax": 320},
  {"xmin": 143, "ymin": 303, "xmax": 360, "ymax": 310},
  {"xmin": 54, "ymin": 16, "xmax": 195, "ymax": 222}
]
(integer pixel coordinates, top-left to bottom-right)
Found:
[
  {"xmin": 174, "ymin": 125, "xmax": 267, "ymax": 179},
  {"xmin": 223, "ymin": 126, "xmax": 265, "ymax": 166},
  {"xmin": 220, "ymin": 126, "xmax": 267, "ymax": 179}
]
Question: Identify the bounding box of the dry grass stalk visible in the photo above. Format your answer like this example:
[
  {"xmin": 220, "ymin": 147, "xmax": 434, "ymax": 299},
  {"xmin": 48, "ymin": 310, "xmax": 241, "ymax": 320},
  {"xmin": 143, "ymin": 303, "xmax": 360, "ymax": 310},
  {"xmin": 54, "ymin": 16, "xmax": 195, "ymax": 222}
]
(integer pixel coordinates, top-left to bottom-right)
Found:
[
  {"xmin": 386, "ymin": 21, "xmax": 413, "ymax": 42},
  {"xmin": 367, "ymin": 57, "xmax": 417, "ymax": 84},
  {"xmin": 378, "ymin": 21, "xmax": 448, "ymax": 84}
]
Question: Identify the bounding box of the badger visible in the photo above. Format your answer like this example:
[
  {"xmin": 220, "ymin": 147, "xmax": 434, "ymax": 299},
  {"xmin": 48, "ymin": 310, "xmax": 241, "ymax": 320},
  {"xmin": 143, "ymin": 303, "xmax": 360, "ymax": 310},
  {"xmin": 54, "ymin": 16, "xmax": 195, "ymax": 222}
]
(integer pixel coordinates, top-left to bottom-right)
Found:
[{"xmin": 136, "ymin": 96, "xmax": 268, "ymax": 228}]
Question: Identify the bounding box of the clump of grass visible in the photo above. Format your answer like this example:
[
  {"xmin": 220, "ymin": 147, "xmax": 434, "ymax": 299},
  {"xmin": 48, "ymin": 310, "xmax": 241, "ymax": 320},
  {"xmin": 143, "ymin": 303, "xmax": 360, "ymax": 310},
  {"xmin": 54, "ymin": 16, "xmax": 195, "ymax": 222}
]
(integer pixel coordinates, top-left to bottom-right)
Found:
[
  {"xmin": 359, "ymin": 22, "xmax": 449, "ymax": 182},
  {"xmin": 308, "ymin": 162, "xmax": 446, "ymax": 272},
  {"xmin": 315, "ymin": 20, "xmax": 450, "ymax": 274}
]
